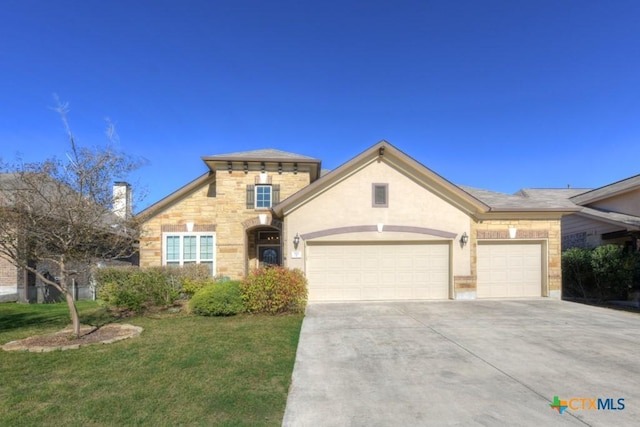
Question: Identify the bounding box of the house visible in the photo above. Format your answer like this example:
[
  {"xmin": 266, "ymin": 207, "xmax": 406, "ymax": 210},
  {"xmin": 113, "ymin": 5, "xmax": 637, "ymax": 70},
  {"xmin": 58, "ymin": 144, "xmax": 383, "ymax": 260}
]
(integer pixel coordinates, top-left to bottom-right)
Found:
[
  {"xmin": 0, "ymin": 174, "xmax": 135, "ymax": 303},
  {"xmin": 562, "ymin": 176, "xmax": 640, "ymax": 251},
  {"xmin": 138, "ymin": 141, "xmax": 579, "ymax": 301}
]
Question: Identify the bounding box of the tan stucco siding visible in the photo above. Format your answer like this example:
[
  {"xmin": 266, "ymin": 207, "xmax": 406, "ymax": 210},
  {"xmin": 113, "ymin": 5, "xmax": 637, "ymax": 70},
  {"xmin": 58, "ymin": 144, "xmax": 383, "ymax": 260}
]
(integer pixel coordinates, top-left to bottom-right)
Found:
[
  {"xmin": 589, "ymin": 188, "xmax": 640, "ymax": 216},
  {"xmin": 139, "ymin": 170, "xmax": 310, "ymax": 279},
  {"xmin": 471, "ymin": 218, "xmax": 562, "ymax": 298},
  {"xmin": 283, "ymin": 159, "xmax": 472, "ymax": 277}
]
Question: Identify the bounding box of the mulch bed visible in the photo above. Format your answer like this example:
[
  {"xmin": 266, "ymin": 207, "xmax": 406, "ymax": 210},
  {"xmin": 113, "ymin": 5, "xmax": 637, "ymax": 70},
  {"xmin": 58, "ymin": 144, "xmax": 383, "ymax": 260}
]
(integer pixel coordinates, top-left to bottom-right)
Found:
[{"xmin": 2, "ymin": 323, "xmax": 143, "ymax": 352}]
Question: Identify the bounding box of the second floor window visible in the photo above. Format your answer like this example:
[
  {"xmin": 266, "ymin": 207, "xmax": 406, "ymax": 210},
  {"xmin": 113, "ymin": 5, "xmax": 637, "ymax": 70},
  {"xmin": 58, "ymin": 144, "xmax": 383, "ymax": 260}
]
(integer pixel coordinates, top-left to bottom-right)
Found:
[
  {"xmin": 256, "ymin": 185, "xmax": 272, "ymax": 208},
  {"xmin": 246, "ymin": 184, "xmax": 280, "ymax": 209}
]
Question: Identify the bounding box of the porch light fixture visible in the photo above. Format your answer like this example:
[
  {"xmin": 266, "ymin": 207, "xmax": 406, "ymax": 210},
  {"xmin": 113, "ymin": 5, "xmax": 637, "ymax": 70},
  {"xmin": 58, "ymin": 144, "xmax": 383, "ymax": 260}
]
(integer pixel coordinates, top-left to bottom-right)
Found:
[
  {"xmin": 227, "ymin": 161, "xmax": 232, "ymax": 173},
  {"xmin": 293, "ymin": 233, "xmax": 300, "ymax": 249},
  {"xmin": 243, "ymin": 162, "xmax": 248, "ymax": 174},
  {"xmin": 460, "ymin": 232, "xmax": 469, "ymax": 246}
]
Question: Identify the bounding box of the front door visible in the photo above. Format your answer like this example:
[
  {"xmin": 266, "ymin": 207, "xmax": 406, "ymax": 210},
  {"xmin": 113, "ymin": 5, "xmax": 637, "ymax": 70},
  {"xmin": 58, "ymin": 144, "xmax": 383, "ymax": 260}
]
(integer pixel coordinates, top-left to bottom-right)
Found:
[{"xmin": 258, "ymin": 245, "xmax": 281, "ymax": 267}]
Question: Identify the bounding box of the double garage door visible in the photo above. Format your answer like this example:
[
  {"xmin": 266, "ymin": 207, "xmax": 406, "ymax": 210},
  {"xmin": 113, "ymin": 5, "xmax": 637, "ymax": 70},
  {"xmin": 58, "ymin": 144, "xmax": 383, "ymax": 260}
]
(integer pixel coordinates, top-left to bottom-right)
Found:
[
  {"xmin": 306, "ymin": 242, "xmax": 450, "ymax": 301},
  {"xmin": 477, "ymin": 243, "xmax": 543, "ymax": 298},
  {"xmin": 306, "ymin": 241, "xmax": 544, "ymax": 301}
]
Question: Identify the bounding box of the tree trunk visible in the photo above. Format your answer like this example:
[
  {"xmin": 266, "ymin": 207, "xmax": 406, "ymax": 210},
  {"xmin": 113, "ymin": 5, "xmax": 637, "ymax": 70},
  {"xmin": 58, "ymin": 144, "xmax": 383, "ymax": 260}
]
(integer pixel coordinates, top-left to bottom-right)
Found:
[
  {"xmin": 58, "ymin": 261, "xmax": 81, "ymax": 338},
  {"xmin": 65, "ymin": 290, "xmax": 81, "ymax": 338}
]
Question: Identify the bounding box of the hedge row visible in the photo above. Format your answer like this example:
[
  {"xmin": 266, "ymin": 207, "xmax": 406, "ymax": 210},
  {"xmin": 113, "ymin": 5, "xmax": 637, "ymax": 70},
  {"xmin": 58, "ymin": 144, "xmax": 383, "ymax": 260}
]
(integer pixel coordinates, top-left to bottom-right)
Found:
[
  {"xmin": 94, "ymin": 264, "xmax": 307, "ymax": 316},
  {"xmin": 562, "ymin": 245, "xmax": 640, "ymax": 302}
]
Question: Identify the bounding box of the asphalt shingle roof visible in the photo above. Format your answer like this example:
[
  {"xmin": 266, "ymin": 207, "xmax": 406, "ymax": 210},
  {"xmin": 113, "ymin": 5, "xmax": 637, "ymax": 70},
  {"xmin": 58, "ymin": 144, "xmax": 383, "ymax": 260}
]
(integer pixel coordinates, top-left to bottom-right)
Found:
[
  {"xmin": 460, "ymin": 186, "xmax": 579, "ymax": 210},
  {"xmin": 203, "ymin": 148, "xmax": 320, "ymax": 162}
]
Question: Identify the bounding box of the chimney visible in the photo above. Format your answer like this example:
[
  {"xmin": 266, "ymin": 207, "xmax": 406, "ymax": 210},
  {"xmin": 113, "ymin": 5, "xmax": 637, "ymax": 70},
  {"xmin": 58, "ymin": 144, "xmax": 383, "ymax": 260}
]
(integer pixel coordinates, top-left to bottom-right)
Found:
[{"xmin": 113, "ymin": 182, "xmax": 132, "ymax": 218}]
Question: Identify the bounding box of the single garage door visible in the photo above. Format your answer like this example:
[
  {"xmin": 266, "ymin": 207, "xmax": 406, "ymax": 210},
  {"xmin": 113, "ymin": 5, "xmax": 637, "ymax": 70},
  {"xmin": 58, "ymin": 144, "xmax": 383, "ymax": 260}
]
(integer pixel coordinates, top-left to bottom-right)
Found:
[
  {"xmin": 306, "ymin": 242, "xmax": 450, "ymax": 301},
  {"xmin": 477, "ymin": 243, "xmax": 542, "ymax": 298}
]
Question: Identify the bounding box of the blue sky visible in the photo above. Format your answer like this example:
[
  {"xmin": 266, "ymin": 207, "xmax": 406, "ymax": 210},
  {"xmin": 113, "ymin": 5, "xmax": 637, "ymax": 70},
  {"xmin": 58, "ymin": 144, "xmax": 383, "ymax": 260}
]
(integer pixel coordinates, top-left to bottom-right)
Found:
[{"xmin": 2, "ymin": 0, "xmax": 639, "ymax": 211}]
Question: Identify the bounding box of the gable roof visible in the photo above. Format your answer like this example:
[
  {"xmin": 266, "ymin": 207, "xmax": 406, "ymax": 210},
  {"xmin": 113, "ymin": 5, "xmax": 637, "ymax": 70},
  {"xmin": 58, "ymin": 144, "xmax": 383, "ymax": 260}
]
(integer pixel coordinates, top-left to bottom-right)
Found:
[
  {"xmin": 570, "ymin": 174, "xmax": 640, "ymax": 205},
  {"xmin": 274, "ymin": 141, "xmax": 490, "ymax": 217},
  {"xmin": 274, "ymin": 141, "xmax": 580, "ymax": 218},
  {"xmin": 137, "ymin": 172, "xmax": 214, "ymax": 219}
]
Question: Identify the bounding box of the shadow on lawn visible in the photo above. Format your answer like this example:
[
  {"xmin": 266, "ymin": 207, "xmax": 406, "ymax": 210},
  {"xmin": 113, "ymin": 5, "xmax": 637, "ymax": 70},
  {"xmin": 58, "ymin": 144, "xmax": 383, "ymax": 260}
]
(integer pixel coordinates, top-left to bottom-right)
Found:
[{"xmin": 0, "ymin": 303, "xmax": 120, "ymax": 333}]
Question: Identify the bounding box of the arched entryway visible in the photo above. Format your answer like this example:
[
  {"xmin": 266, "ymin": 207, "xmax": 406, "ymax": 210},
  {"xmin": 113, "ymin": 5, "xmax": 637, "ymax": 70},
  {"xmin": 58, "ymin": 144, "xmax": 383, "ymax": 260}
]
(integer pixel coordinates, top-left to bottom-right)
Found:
[{"xmin": 243, "ymin": 216, "xmax": 283, "ymax": 273}]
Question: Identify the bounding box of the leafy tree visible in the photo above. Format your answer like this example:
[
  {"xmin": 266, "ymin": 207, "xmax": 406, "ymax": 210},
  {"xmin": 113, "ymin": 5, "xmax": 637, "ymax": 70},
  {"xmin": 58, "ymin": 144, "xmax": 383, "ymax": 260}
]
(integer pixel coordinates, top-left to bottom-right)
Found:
[{"xmin": 0, "ymin": 102, "xmax": 143, "ymax": 337}]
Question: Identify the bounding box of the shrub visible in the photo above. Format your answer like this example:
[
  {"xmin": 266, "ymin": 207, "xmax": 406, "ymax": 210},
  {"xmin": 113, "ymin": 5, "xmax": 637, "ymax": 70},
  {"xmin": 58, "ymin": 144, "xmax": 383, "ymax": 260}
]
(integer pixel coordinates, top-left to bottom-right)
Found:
[
  {"xmin": 562, "ymin": 244, "xmax": 640, "ymax": 302},
  {"xmin": 189, "ymin": 281, "xmax": 243, "ymax": 316},
  {"xmin": 94, "ymin": 266, "xmax": 184, "ymax": 312},
  {"xmin": 590, "ymin": 245, "xmax": 634, "ymax": 301},
  {"xmin": 241, "ymin": 266, "xmax": 308, "ymax": 314},
  {"xmin": 181, "ymin": 277, "xmax": 216, "ymax": 297},
  {"xmin": 562, "ymin": 248, "xmax": 593, "ymax": 299}
]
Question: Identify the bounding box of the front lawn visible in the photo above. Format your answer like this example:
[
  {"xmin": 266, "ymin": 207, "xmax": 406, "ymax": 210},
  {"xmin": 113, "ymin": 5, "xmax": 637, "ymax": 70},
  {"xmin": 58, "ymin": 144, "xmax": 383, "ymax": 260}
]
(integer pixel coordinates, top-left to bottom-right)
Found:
[{"xmin": 0, "ymin": 301, "xmax": 303, "ymax": 426}]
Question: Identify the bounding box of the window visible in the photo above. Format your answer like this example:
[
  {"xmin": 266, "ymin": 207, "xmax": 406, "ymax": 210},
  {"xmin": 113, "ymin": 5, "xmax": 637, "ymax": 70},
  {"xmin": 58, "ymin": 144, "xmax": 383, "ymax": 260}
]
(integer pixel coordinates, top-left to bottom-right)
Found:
[
  {"xmin": 163, "ymin": 233, "xmax": 215, "ymax": 275},
  {"xmin": 246, "ymin": 184, "xmax": 280, "ymax": 209},
  {"xmin": 255, "ymin": 185, "xmax": 272, "ymax": 208},
  {"xmin": 372, "ymin": 183, "xmax": 388, "ymax": 207}
]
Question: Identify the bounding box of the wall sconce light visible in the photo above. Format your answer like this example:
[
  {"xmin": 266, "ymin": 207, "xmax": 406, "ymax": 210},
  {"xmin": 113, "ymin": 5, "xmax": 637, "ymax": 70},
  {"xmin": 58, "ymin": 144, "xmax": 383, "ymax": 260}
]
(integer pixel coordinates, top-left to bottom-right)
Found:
[
  {"xmin": 278, "ymin": 162, "xmax": 283, "ymax": 174},
  {"xmin": 293, "ymin": 233, "xmax": 300, "ymax": 249},
  {"xmin": 293, "ymin": 163, "xmax": 298, "ymax": 174},
  {"xmin": 227, "ymin": 161, "xmax": 232, "ymax": 173},
  {"xmin": 460, "ymin": 232, "xmax": 469, "ymax": 246},
  {"xmin": 243, "ymin": 162, "xmax": 248, "ymax": 174}
]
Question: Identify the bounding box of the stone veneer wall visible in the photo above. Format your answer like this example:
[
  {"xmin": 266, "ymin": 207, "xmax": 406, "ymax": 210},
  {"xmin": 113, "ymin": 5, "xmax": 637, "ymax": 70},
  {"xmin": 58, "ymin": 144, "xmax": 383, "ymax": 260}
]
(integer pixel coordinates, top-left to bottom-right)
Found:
[
  {"xmin": 0, "ymin": 255, "xmax": 17, "ymax": 290},
  {"xmin": 139, "ymin": 170, "xmax": 310, "ymax": 280},
  {"xmin": 455, "ymin": 218, "xmax": 563, "ymax": 298}
]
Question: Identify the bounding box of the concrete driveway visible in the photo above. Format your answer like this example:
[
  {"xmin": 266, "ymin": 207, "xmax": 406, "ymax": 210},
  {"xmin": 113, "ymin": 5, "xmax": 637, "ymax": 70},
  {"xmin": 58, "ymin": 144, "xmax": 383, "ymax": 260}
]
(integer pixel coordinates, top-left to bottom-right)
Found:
[{"xmin": 283, "ymin": 300, "xmax": 640, "ymax": 426}]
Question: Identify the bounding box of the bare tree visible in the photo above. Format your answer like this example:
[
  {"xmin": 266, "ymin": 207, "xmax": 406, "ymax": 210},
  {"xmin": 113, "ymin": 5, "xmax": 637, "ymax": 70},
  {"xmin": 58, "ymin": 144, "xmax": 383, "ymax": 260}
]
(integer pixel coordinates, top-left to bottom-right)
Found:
[{"xmin": 0, "ymin": 103, "xmax": 143, "ymax": 338}]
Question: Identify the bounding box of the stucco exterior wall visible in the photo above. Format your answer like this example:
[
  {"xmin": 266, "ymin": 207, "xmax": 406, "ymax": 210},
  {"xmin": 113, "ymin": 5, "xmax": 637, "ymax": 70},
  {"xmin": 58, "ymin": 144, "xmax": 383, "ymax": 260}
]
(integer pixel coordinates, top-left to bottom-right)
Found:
[
  {"xmin": 139, "ymin": 170, "xmax": 310, "ymax": 279},
  {"xmin": 283, "ymin": 159, "xmax": 472, "ymax": 277}
]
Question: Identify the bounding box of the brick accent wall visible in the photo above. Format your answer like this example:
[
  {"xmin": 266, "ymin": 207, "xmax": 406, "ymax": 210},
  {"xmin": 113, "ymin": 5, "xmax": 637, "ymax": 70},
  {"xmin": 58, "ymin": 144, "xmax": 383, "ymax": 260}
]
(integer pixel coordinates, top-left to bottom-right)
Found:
[{"xmin": 139, "ymin": 170, "xmax": 310, "ymax": 279}]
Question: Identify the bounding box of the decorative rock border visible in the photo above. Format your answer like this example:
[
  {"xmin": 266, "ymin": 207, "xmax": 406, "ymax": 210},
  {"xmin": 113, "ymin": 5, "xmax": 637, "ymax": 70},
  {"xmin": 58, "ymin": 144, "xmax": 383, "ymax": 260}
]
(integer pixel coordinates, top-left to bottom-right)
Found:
[{"xmin": 2, "ymin": 324, "xmax": 143, "ymax": 352}]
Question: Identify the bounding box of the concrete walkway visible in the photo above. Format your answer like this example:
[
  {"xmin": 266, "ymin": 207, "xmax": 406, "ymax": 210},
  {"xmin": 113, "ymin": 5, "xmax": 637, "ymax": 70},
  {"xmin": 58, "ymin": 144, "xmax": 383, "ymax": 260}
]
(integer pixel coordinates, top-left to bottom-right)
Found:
[{"xmin": 283, "ymin": 300, "xmax": 640, "ymax": 426}]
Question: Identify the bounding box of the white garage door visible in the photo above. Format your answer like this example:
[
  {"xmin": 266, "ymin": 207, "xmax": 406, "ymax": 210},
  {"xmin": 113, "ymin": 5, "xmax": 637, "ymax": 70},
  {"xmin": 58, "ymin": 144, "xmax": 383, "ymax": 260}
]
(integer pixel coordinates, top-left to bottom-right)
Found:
[
  {"xmin": 477, "ymin": 243, "xmax": 542, "ymax": 298},
  {"xmin": 306, "ymin": 242, "xmax": 450, "ymax": 301}
]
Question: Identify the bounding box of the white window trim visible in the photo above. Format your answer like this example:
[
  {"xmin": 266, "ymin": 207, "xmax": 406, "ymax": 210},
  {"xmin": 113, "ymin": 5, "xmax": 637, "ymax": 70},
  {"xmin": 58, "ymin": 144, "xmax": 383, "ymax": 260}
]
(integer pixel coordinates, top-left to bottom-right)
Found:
[
  {"xmin": 255, "ymin": 185, "xmax": 272, "ymax": 209},
  {"xmin": 162, "ymin": 232, "xmax": 216, "ymax": 275}
]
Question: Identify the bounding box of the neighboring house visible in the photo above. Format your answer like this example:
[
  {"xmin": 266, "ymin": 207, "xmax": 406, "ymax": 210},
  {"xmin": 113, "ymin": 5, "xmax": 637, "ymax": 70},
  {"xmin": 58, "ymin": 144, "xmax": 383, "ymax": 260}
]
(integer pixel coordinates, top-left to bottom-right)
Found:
[
  {"xmin": 564, "ymin": 175, "xmax": 640, "ymax": 250},
  {"xmin": 139, "ymin": 141, "xmax": 578, "ymax": 301},
  {"xmin": 0, "ymin": 174, "xmax": 134, "ymax": 303},
  {"xmin": 518, "ymin": 175, "xmax": 640, "ymax": 251}
]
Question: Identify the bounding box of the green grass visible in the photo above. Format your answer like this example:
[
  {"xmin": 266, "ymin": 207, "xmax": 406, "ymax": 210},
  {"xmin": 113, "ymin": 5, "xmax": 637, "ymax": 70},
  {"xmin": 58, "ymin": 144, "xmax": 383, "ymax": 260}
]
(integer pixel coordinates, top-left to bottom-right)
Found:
[{"xmin": 0, "ymin": 301, "xmax": 303, "ymax": 426}]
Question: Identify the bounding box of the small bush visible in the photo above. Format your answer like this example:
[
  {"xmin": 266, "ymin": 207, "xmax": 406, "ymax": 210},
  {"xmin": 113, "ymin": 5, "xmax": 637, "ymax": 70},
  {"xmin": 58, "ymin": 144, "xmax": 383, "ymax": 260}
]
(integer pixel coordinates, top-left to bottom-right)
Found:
[
  {"xmin": 242, "ymin": 267, "xmax": 308, "ymax": 314},
  {"xmin": 189, "ymin": 281, "xmax": 243, "ymax": 316}
]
